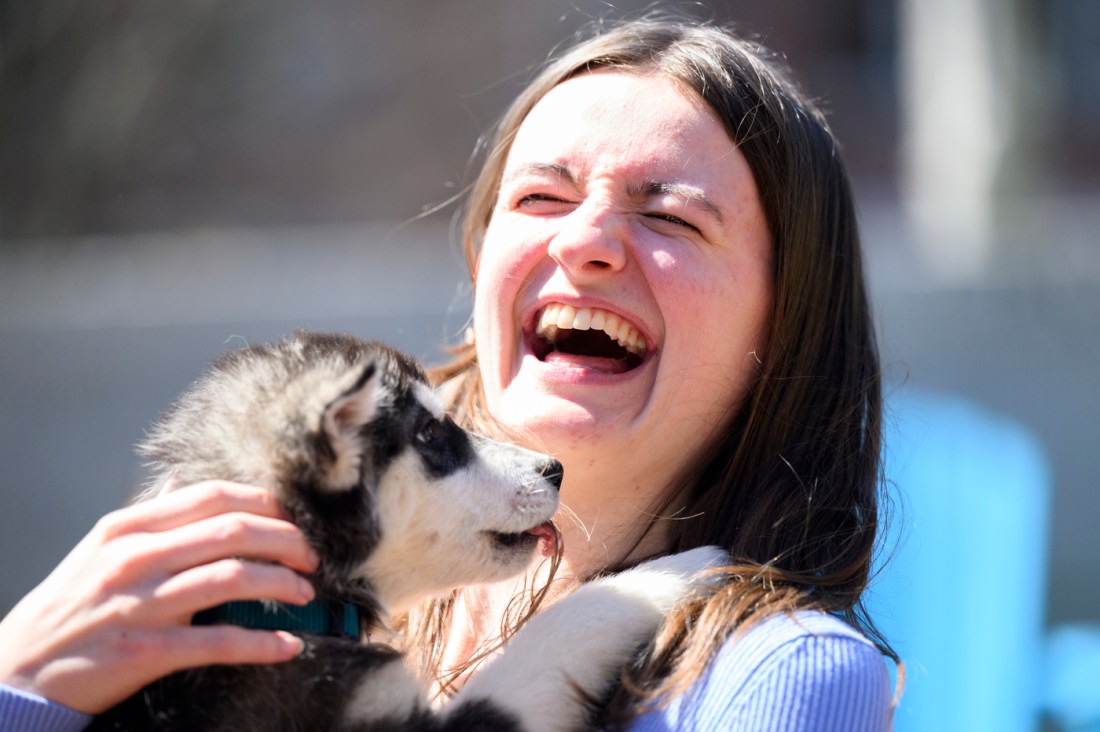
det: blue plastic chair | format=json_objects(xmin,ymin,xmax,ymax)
[{"xmin": 867, "ymin": 389, "xmax": 1100, "ymax": 731}]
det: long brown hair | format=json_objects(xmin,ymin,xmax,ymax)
[{"xmin": 427, "ymin": 13, "xmax": 897, "ymax": 720}]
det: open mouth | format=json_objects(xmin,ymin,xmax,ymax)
[
  {"xmin": 531, "ymin": 303, "xmax": 646, "ymax": 374},
  {"xmin": 490, "ymin": 520, "xmax": 560, "ymax": 557}
]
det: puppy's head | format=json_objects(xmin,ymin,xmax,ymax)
[{"xmin": 139, "ymin": 331, "xmax": 561, "ymax": 617}]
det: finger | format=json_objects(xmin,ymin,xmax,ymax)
[
  {"xmin": 70, "ymin": 625, "xmax": 305, "ymax": 711},
  {"xmin": 148, "ymin": 511, "xmax": 319, "ymax": 575},
  {"xmin": 166, "ymin": 625, "xmax": 305, "ymax": 670},
  {"xmin": 96, "ymin": 514, "xmax": 319, "ymax": 594},
  {"xmin": 152, "ymin": 559, "xmax": 315, "ymax": 619},
  {"xmin": 97, "ymin": 481, "xmax": 289, "ymax": 538}
]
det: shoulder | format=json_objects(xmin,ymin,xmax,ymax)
[
  {"xmin": 627, "ymin": 611, "xmax": 893, "ymax": 732},
  {"xmin": 0, "ymin": 684, "xmax": 90, "ymax": 732}
]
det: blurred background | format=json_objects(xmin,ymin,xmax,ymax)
[{"xmin": 1, "ymin": 1, "xmax": 1097, "ymax": 729}]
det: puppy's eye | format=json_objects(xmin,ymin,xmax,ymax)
[{"xmin": 416, "ymin": 418, "xmax": 441, "ymax": 445}]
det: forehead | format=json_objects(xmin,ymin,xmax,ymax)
[
  {"xmin": 413, "ymin": 381, "xmax": 444, "ymax": 418},
  {"xmin": 506, "ymin": 71, "xmax": 739, "ymax": 182},
  {"xmin": 376, "ymin": 352, "xmax": 441, "ymax": 416}
]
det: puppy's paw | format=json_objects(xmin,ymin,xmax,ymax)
[
  {"xmin": 594, "ymin": 545, "xmax": 730, "ymax": 614},
  {"xmin": 636, "ymin": 544, "xmax": 730, "ymax": 578},
  {"xmin": 448, "ymin": 546, "xmax": 730, "ymax": 732}
]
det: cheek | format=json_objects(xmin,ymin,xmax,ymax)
[
  {"xmin": 658, "ymin": 260, "xmax": 771, "ymax": 389},
  {"xmin": 700, "ymin": 277, "xmax": 770, "ymax": 357},
  {"xmin": 472, "ymin": 235, "xmax": 507, "ymax": 341},
  {"xmin": 647, "ymin": 246, "xmax": 678, "ymax": 274},
  {"xmin": 643, "ymin": 247, "xmax": 714, "ymax": 327},
  {"xmin": 474, "ymin": 222, "xmax": 524, "ymax": 316},
  {"xmin": 473, "ymin": 219, "xmax": 552, "ymax": 338},
  {"xmin": 472, "ymin": 224, "xmax": 522, "ymax": 394}
]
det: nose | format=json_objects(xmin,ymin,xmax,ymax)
[
  {"xmin": 547, "ymin": 200, "xmax": 628, "ymax": 277},
  {"xmin": 541, "ymin": 458, "xmax": 564, "ymax": 492}
]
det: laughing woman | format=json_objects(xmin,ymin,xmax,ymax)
[
  {"xmin": 416, "ymin": 16, "xmax": 896, "ymax": 730},
  {"xmin": 0, "ymin": 15, "xmax": 896, "ymax": 732}
]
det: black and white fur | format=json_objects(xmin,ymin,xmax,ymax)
[{"xmin": 90, "ymin": 331, "xmax": 726, "ymax": 732}]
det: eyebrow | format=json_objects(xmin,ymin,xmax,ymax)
[
  {"xmin": 628, "ymin": 180, "xmax": 725, "ymax": 225},
  {"xmin": 501, "ymin": 162, "xmax": 577, "ymax": 187}
]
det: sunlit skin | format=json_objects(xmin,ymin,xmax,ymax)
[
  {"xmin": 472, "ymin": 70, "xmax": 774, "ymax": 577},
  {"xmin": 0, "ymin": 481, "xmax": 319, "ymax": 713}
]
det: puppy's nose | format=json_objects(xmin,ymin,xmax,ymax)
[{"xmin": 542, "ymin": 458, "xmax": 564, "ymax": 492}]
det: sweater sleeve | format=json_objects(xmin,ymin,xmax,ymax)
[
  {"xmin": 626, "ymin": 612, "xmax": 893, "ymax": 732},
  {"xmin": 714, "ymin": 630, "xmax": 893, "ymax": 730},
  {"xmin": 0, "ymin": 684, "xmax": 91, "ymax": 732}
]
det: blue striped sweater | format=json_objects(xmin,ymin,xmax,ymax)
[{"xmin": 627, "ymin": 611, "xmax": 893, "ymax": 731}]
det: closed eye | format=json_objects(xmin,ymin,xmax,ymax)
[
  {"xmin": 518, "ymin": 193, "xmax": 569, "ymax": 206},
  {"xmin": 515, "ymin": 192, "xmax": 574, "ymax": 216},
  {"xmin": 644, "ymin": 212, "xmax": 701, "ymax": 235}
]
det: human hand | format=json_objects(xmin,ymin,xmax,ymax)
[{"xmin": 0, "ymin": 480, "xmax": 319, "ymax": 714}]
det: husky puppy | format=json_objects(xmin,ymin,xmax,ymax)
[{"xmin": 90, "ymin": 331, "xmax": 724, "ymax": 732}]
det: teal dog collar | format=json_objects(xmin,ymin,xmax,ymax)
[{"xmin": 194, "ymin": 599, "xmax": 361, "ymax": 639}]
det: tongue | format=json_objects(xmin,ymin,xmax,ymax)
[
  {"xmin": 542, "ymin": 329, "xmax": 637, "ymax": 374},
  {"xmin": 527, "ymin": 521, "xmax": 561, "ymax": 557},
  {"xmin": 544, "ymin": 350, "xmax": 630, "ymax": 375}
]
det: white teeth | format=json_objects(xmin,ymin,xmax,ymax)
[
  {"xmin": 534, "ymin": 303, "xmax": 646, "ymax": 356},
  {"xmin": 539, "ymin": 305, "xmax": 559, "ymax": 331},
  {"xmin": 555, "ymin": 304, "xmax": 576, "ymax": 329},
  {"xmin": 572, "ymin": 308, "xmax": 592, "ymax": 330},
  {"xmin": 615, "ymin": 319, "xmax": 632, "ymax": 343}
]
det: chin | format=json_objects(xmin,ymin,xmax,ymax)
[{"xmin": 496, "ymin": 395, "xmax": 631, "ymax": 467}]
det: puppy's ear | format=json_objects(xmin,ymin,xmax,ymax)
[{"xmin": 320, "ymin": 362, "xmax": 378, "ymax": 490}]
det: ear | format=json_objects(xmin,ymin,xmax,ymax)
[{"xmin": 320, "ymin": 362, "xmax": 378, "ymax": 490}]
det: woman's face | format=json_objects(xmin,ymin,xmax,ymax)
[{"xmin": 473, "ymin": 70, "xmax": 772, "ymax": 494}]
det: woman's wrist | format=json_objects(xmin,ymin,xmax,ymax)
[{"xmin": 0, "ymin": 683, "xmax": 91, "ymax": 732}]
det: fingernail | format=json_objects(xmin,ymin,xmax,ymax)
[
  {"xmin": 298, "ymin": 576, "xmax": 315, "ymax": 603},
  {"xmin": 276, "ymin": 631, "xmax": 305, "ymax": 658}
]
